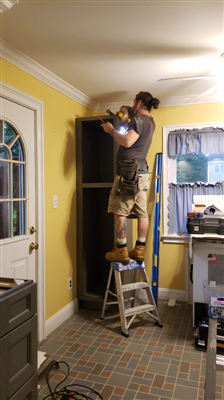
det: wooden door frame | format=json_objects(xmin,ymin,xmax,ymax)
[{"xmin": 0, "ymin": 82, "xmax": 46, "ymax": 342}]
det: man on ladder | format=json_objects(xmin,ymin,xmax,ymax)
[{"xmin": 101, "ymin": 91, "xmax": 160, "ymax": 262}]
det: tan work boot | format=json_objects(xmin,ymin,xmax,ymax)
[
  {"xmin": 106, "ymin": 245, "xmax": 130, "ymax": 264},
  {"xmin": 129, "ymin": 244, "xmax": 145, "ymax": 261}
]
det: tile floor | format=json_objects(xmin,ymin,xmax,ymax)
[{"xmin": 38, "ymin": 301, "xmax": 224, "ymax": 400}]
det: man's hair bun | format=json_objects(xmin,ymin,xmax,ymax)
[{"xmin": 151, "ymin": 97, "xmax": 160, "ymax": 109}]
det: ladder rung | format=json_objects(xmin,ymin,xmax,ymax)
[
  {"xmin": 108, "ymin": 290, "xmax": 118, "ymax": 298},
  {"xmin": 124, "ymin": 304, "xmax": 156, "ymax": 317},
  {"xmin": 121, "ymin": 282, "xmax": 149, "ymax": 292}
]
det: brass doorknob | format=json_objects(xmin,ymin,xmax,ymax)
[
  {"xmin": 29, "ymin": 226, "xmax": 36, "ymax": 234},
  {"xmin": 30, "ymin": 242, "xmax": 39, "ymax": 251}
]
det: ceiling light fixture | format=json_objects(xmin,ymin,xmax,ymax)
[{"xmin": 0, "ymin": 0, "xmax": 19, "ymax": 13}]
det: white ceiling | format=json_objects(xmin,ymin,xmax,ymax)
[{"xmin": 0, "ymin": 0, "xmax": 223, "ymax": 111}]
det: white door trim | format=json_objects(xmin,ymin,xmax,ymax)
[{"xmin": 0, "ymin": 81, "xmax": 46, "ymax": 342}]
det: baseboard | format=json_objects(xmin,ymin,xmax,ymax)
[
  {"xmin": 158, "ymin": 288, "xmax": 188, "ymax": 302},
  {"xmin": 45, "ymin": 298, "xmax": 78, "ymax": 337},
  {"xmin": 138, "ymin": 288, "xmax": 188, "ymax": 303}
]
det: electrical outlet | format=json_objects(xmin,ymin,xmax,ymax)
[
  {"xmin": 53, "ymin": 195, "xmax": 58, "ymax": 209},
  {"xmin": 68, "ymin": 277, "xmax": 73, "ymax": 290}
]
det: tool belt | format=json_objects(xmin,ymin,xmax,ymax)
[{"xmin": 117, "ymin": 159, "xmax": 139, "ymax": 196}]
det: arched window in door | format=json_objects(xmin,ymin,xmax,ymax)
[{"xmin": 0, "ymin": 120, "xmax": 26, "ymax": 239}]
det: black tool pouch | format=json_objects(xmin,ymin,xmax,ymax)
[{"xmin": 117, "ymin": 160, "xmax": 139, "ymax": 196}]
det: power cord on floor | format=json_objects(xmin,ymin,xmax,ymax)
[{"xmin": 42, "ymin": 360, "xmax": 103, "ymax": 400}]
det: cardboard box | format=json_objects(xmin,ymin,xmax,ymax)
[{"xmin": 193, "ymin": 204, "xmax": 206, "ymax": 213}]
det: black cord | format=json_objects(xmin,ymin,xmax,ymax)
[
  {"xmin": 190, "ymin": 264, "xmax": 193, "ymax": 283},
  {"xmin": 42, "ymin": 360, "xmax": 103, "ymax": 400}
]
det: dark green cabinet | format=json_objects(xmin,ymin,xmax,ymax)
[{"xmin": 76, "ymin": 115, "xmax": 118, "ymax": 309}]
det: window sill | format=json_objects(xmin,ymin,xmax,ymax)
[{"xmin": 162, "ymin": 234, "xmax": 190, "ymax": 244}]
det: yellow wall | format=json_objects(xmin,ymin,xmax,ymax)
[
  {"xmin": 2, "ymin": 58, "xmax": 223, "ymax": 319},
  {"xmin": 1, "ymin": 58, "xmax": 96, "ymax": 319}
]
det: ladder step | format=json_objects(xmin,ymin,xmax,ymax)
[
  {"xmin": 121, "ymin": 282, "xmax": 149, "ymax": 292},
  {"xmin": 124, "ymin": 304, "xmax": 156, "ymax": 317}
]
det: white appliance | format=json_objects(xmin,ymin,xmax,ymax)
[{"xmin": 193, "ymin": 240, "xmax": 224, "ymax": 326}]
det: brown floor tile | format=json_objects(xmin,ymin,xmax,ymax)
[
  {"xmin": 100, "ymin": 343, "xmax": 109, "ymax": 348},
  {"xmin": 119, "ymin": 342, "xmax": 129, "ymax": 347},
  {"xmin": 137, "ymin": 365, "xmax": 147, "ymax": 372},
  {"xmin": 132, "ymin": 353, "xmax": 142, "ymax": 359},
  {"xmin": 134, "ymin": 371, "xmax": 144, "ymax": 377},
  {"xmin": 81, "ymin": 355, "xmax": 91, "ymax": 361},
  {"xmin": 120, "ymin": 352, "xmax": 132, "ymax": 362},
  {"xmin": 77, "ymin": 372, "xmax": 88, "ymax": 380},
  {"xmin": 136, "ymin": 328, "xmax": 145, "ymax": 336},
  {"xmin": 152, "ymin": 374, "xmax": 165, "ymax": 388},
  {"xmin": 76, "ymin": 360, "xmax": 86, "ymax": 366},
  {"xmin": 139, "ymin": 385, "xmax": 150, "ymax": 393},
  {"xmin": 45, "ymin": 373, "xmax": 58, "ymax": 383},
  {"xmin": 91, "ymin": 363, "xmax": 104, "ymax": 375},
  {"xmin": 114, "ymin": 387, "xmax": 125, "ymax": 396},
  {"xmin": 174, "ymin": 350, "xmax": 182, "ymax": 355},
  {"xmin": 164, "ymin": 382, "xmax": 174, "ymax": 391},
  {"xmin": 80, "ymin": 344, "xmax": 89, "ymax": 349},
  {"xmin": 149, "ymin": 338, "xmax": 158, "ymax": 343},
  {"xmin": 164, "ymin": 344, "xmax": 174, "ymax": 354},
  {"xmin": 64, "ymin": 329, "xmax": 76, "ymax": 337},
  {"xmin": 180, "ymin": 361, "xmax": 190, "ymax": 373},
  {"xmin": 153, "ymin": 351, "xmax": 162, "ymax": 357},
  {"xmin": 68, "ymin": 343, "xmax": 80, "ymax": 352},
  {"xmin": 112, "ymin": 337, "xmax": 123, "ymax": 345},
  {"xmin": 191, "ymin": 363, "xmax": 200, "ymax": 369},
  {"xmin": 101, "ymin": 370, "xmax": 111, "ymax": 378},
  {"xmin": 171, "ymin": 360, "xmax": 180, "ymax": 366}
]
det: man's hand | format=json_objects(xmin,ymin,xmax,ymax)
[{"xmin": 101, "ymin": 122, "xmax": 114, "ymax": 134}]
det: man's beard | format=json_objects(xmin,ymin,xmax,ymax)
[{"xmin": 130, "ymin": 105, "xmax": 138, "ymax": 118}]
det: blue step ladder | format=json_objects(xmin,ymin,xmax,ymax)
[{"xmin": 152, "ymin": 153, "xmax": 163, "ymax": 306}]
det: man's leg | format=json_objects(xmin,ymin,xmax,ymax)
[
  {"xmin": 115, "ymin": 214, "xmax": 127, "ymax": 245},
  {"xmin": 129, "ymin": 216, "xmax": 149, "ymax": 261},
  {"xmin": 105, "ymin": 214, "xmax": 130, "ymax": 263},
  {"xmin": 138, "ymin": 217, "xmax": 149, "ymax": 238}
]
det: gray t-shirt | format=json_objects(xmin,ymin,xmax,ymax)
[{"xmin": 116, "ymin": 114, "xmax": 155, "ymax": 173}]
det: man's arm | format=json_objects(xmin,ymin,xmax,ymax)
[{"xmin": 101, "ymin": 122, "xmax": 139, "ymax": 148}]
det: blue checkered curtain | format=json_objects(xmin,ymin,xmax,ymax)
[
  {"xmin": 168, "ymin": 127, "xmax": 224, "ymax": 158},
  {"xmin": 168, "ymin": 182, "xmax": 224, "ymax": 234}
]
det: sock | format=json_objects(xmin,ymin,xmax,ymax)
[
  {"xmin": 136, "ymin": 237, "xmax": 146, "ymax": 246},
  {"xmin": 117, "ymin": 238, "xmax": 127, "ymax": 248}
]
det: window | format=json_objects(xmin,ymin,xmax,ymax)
[
  {"xmin": 215, "ymin": 164, "xmax": 221, "ymax": 174},
  {"xmin": 0, "ymin": 120, "xmax": 26, "ymax": 239},
  {"xmin": 163, "ymin": 122, "xmax": 224, "ymax": 243}
]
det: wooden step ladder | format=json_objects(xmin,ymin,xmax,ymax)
[{"xmin": 101, "ymin": 260, "xmax": 162, "ymax": 337}]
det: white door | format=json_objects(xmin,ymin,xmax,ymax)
[{"xmin": 0, "ymin": 97, "xmax": 37, "ymax": 281}]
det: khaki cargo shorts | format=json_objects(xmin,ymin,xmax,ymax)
[{"xmin": 108, "ymin": 174, "xmax": 150, "ymax": 218}]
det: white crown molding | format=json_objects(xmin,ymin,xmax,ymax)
[
  {"xmin": 0, "ymin": 39, "xmax": 222, "ymax": 113},
  {"xmin": 0, "ymin": 39, "xmax": 99, "ymax": 112}
]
